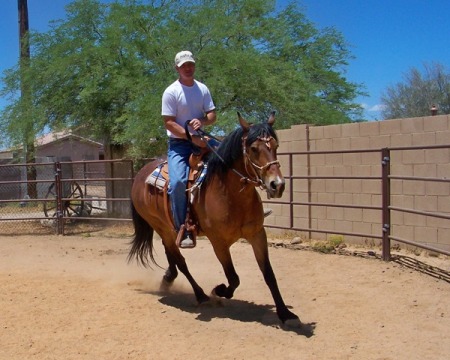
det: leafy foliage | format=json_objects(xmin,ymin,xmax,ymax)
[
  {"xmin": 1, "ymin": 0, "xmax": 364, "ymax": 158},
  {"xmin": 381, "ymin": 62, "xmax": 450, "ymax": 119}
]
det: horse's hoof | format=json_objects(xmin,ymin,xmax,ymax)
[
  {"xmin": 283, "ymin": 317, "xmax": 302, "ymax": 328},
  {"xmin": 197, "ymin": 294, "xmax": 210, "ymax": 304},
  {"xmin": 212, "ymin": 284, "xmax": 228, "ymax": 298}
]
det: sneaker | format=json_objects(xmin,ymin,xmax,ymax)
[
  {"xmin": 263, "ymin": 208, "xmax": 273, "ymax": 217},
  {"xmin": 180, "ymin": 232, "xmax": 195, "ymax": 248}
]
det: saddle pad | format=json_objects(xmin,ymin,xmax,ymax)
[
  {"xmin": 145, "ymin": 163, "xmax": 168, "ymax": 190},
  {"xmin": 145, "ymin": 162, "xmax": 208, "ymax": 191}
]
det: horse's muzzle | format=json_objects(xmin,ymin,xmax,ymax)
[{"xmin": 266, "ymin": 176, "xmax": 285, "ymax": 198}]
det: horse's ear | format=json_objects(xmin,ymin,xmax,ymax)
[
  {"xmin": 237, "ymin": 112, "xmax": 251, "ymax": 132},
  {"xmin": 268, "ymin": 111, "xmax": 276, "ymax": 126}
]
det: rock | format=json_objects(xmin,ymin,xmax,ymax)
[{"xmin": 291, "ymin": 237, "xmax": 302, "ymax": 245}]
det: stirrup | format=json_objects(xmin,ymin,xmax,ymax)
[
  {"xmin": 264, "ymin": 208, "xmax": 273, "ymax": 217},
  {"xmin": 175, "ymin": 224, "xmax": 196, "ymax": 249}
]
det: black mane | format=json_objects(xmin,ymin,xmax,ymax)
[{"xmin": 205, "ymin": 122, "xmax": 278, "ymax": 184}]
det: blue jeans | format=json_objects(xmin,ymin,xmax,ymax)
[
  {"xmin": 167, "ymin": 138, "xmax": 195, "ymax": 231},
  {"xmin": 167, "ymin": 137, "xmax": 220, "ymax": 231}
]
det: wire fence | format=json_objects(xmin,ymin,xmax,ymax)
[{"xmin": 0, "ymin": 159, "xmax": 134, "ymax": 235}]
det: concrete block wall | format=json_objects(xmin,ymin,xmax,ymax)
[{"xmin": 265, "ymin": 115, "xmax": 450, "ymax": 252}]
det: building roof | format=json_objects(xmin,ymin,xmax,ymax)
[{"xmin": 35, "ymin": 130, "xmax": 103, "ymax": 148}]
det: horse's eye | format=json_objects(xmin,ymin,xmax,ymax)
[{"xmin": 250, "ymin": 145, "xmax": 259, "ymax": 154}]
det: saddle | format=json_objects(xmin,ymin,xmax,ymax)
[{"xmin": 145, "ymin": 148, "xmax": 210, "ymax": 248}]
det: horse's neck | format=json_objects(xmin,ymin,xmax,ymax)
[{"xmin": 209, "ymin": 165, "xmax": 258, "ymax": 203}]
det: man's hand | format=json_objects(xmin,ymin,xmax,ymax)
[{"xmin": 189, "ymin": 118, "xmax": 203, "ymax": 131}]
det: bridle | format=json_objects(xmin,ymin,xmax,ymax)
[
  {"xmin": 242, "ymin": 134, "xmax": 281, "ymax": 192},
  {"xmin": 195, "ymin": 126, "xmax": 281, "ymax": 194}
]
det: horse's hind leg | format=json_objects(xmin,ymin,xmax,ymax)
[
  {"xmin": 162, "ymin": 245, "xmax": 178, "ymax": 284},
  {"xmin": 211, "ymin": 245, "xmax": 240, "ymax": 299},
  {"xmin": 165, "ymin": 243, "xmax": 210, "ymax": 304}
]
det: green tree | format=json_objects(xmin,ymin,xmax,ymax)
[
  {"xmin": 381, "ymin": 62, "xmax": 450, "ymax": 119},
  {"xmin": 1, "ymin": 0, "xmax": 364, "ymax": 159}
]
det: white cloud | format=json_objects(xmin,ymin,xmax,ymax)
[{"xmin": 368, "ymin": 104, "xmax": 386, "ymax": 112}]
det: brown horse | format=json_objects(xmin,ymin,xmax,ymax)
[{"xmin": 128, "ymin": 112, "xmax": 300, "ymax": 326}]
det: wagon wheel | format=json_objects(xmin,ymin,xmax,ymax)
[{"xmin": 43, "ymin": 182, "xmax": 85, "ymax": 218}]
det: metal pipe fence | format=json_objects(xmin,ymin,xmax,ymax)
[
  {"xmin": 1, "ymin": 147, "xmax": 450, "ymax": 262},
  {"xmin": 263, "ymin": 144, "xmax": 450, "ymax": 261}
]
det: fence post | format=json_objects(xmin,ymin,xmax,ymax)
[
  {"xmin": 381, "ymin": 148, "xmax": 391, "ymax": 261},
  {"xmin": 55, "ymin": 162, "xmax": 64, "ymax": 235}
]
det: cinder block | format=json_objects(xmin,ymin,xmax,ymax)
[
  {"xmin": 437, "ymin": 163, "xmax": 450, "ymax": 178},
  {"xmin": 402, "ymin": 150, "xmax": 425, "ymax": 164},
  {"xmin": 344, "ymin": 208, "xmax": 363, "ymax": 222},
  {"xmin": 390, "ymin": 181, "xmax": 403, "ymax": 196},
  {"xmin": 333, "ymin": 165, "xmax": 352, "ymax": 177},
  {"xmin": 392, "ymin": 224, "xmax": 414, "ymax": 239},
  {"xmin": 369, "ymin": 135, "xmax": 391, "ymax": 149},
  {"xmin": 380, "ymin": 119, "xmax": 402, "ymax": 134},
  {"xmin": 343, "ymin": 179, "xmax": 362, "ymax": 193},
  {"xmin": 438, "ymin": 228, "xmax": 450, "ymax": 246},
  {"xmin": 335, "ymin": 192, "xmax": 352, "ymax": 205},
  {"xmin": 438, "ymin": 196, "xmax": 450, "ymax": 212},
  {"xmin": 414, "ymin": 226, "xmax": 437, "ymax": 244},
  {"xmin": 332, "ymin": 137, "xmax": 351, "ymax": 150},
  {"xmin": 391, "ymin": 133, "xmax": 413, "ymax": 147},
  {"xmin": 341, "ymin": 123, "xmax": 360, "ymax": 137},
  {"xmin": 309, "ymin": 126, "xmax": 324, "ymax": 140},
  {"xmin": 326, "ymin": 206, "xmax": 344, "ymax": 220},
  {"xmin": 390, "ymin": 210, "xmax": 404, "ymax": 225},
  {"xmin": 403, "ymin": 212, "xmax": 426, "ymax": 226},
  {"xmin": 436, "ymin": 131, "xmax": 450, "ymax": 144},
  {"xmin": 317, "ymin": 192, "xmax": 335, "ymax": 204},
  {"xmin": 311, "ymin": 206, "xmax": 327, "ymax": 220},
  {"xmin": 353, "ymin": 193, "xmax": 372, "ymax": 206},
  {"xmin": 325, "ymin": 179, "xmax": 343, "ymax": 193},
  {"xmin": 412, "ymin": 132, "xmax": 436, "ymax": 146},
  {"xmin": 352, "ymin": 221, "xmax": 372, "ymax": 235},
  {"xmin": 350, "ymin": 137, "xmax": 369, "ymax": 149},
  {"xmin": 413, "ymin": 163, "xmax": 437, "ymax": 177},
  {"xmin": 403, "ymin": 181, "xmax": 425, "ymax": 195},
  {"xmin": 361, "ymin": 180, "xmax": 381, "ymax": 195},
  {"xmin": 325, "ymin": 153, "xmax": 343, "ymax": 165},
  {"xmin": 360, "ymin": 121, "xmax": 380, "ymax": 137},
  {"xmin": 400, "ymin": 117, "xmax": 424, "ymax": 133},
  {"xmin": 315, "ymin": 138, "xmax": 332, "ymax": 151},
  {"xmin": 414, "ymin": 195, "xmax": 438, "ymax": 212},
  {"xmin": 323, "ymin": 124, "xmax": 342, "ymax": 138},
  {"xmin": 334, "ymin": 220, "xmax": 353, "ymax": 233},
  {"xmin": 343, "ymin": 152, "xmax": 362, "ymax": 166},
  {"xmin": 423, "ymin": 115, "xmax": 449, "ymax": 132},
  {"xmin": 425, "ymin": 148, "xmax": 450, "ymax": 164},
  {"xmin": 362, "ymin": 208, "xmax": 379, "ymax": 223}
]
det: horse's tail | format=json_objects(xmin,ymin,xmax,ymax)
[{"xmin": 127, "ymin": 201, "xmax": 158, "ymax": 268}]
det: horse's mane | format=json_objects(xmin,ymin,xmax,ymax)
[{"xmin": 204, "ymin": 122, "xmax": 278, "ymax": 185}]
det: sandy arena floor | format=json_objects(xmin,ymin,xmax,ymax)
[{"xmin": 0, "ymin": 233, "xmax": 449, "ymax": 360}]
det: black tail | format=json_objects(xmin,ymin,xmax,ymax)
[{"xmin": 127, "ymin": 202, "xmax": 157, "ymax": 267}]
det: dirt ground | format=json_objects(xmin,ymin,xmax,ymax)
[{"xmin": 0, "ymin": 230, "xmax": 449, "ymax": 360}]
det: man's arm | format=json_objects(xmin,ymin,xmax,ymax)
[{"xmin": 163, "ymin": 115, "xmax": 187, "ymax": 139}]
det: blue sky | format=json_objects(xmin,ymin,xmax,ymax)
[{"xmin": 1, "ymin": 0, "xmax": 449, "ymax": 120}]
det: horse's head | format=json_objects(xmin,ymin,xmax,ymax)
[{"xmin": 238, "ymin": 112, "xmax": 285, "ymax": 198}]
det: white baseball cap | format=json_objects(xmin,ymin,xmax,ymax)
[{"xmin": 175, "ymin": 50, "xmax": 195, "ymax": 67}]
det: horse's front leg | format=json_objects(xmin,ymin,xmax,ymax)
[
  {"xmin": 211, "ymin": 245, "xmax": 240, "ymax": 299},
  {"xmin": 250, "ymin": 229, "xmax": 300, "ymax": 326}
]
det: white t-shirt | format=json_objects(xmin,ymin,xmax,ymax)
[{"xmin": 161, "ymin": 79, "xmax": 215, "ymax": 138}]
